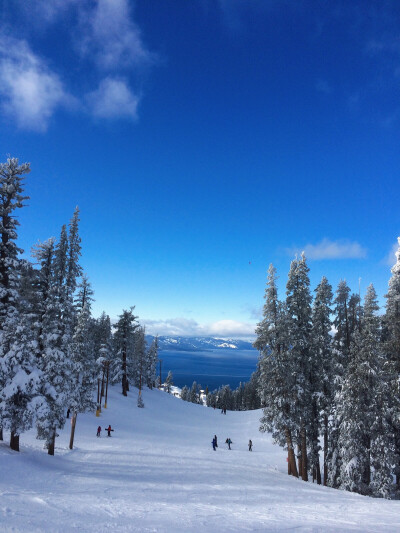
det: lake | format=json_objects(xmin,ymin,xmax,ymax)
[{"xmin": 158, "ymin": 348, "xmax": 259, "ymax": 391}]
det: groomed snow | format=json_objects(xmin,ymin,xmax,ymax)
[{"xmin": 1, "ymin": 386, "xmax": 400, "ymax": 532}]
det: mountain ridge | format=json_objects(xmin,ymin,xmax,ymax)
[{"xmin": 145, "ymin": 335, "xmax": 256, "ymax": 352}]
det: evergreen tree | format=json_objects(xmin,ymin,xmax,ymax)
[
  {"xmin": 75, "ymin": 274, "xmax": 94, "ymax": 314},
  {"xmin": 68, "ymin": 302, "xmax": 96, "ymax": 449},
  {"xmin": 0, "ymin": 158, "xmax": 32, "ymax": 451},
  {"xmin": 189, "ymin": 381, "xmax": 200, "ymax": 404},
  {"xmin": 146, "ymin": 336, "xmax": 158, "ymax": 389},
  {"xmin": 311, "ymin": 276, "xmax": 333, "ymax": 485},
  {"xmin": 35, "ymin": 226, "xmax": 74, "ymax": 455},
  {"xmin": 337, "ymin": 285, "xmax": 393, "ymax": 496},
  {"xmin": 384, "ymin": 236, "xmax": 400, "ymax": 488},
  {"xmin": 165, "ymin": 370, "xmax": 174, "ymax": 393},
  {"xmin": 113, "ymin": 308, "xmax": 138, "ymax": 396},
  {"xmin": 132, "ymin": 327, "xmax": 146, "ymax": 404},
  {"xmin": 180, "ymin": 385, "xmax": 189, "ymax": 401},
  {"xmin": 255, "ymin": 264, "xmax": 298, "ymax": 477},
  {"xmin": 285, "ymin": 253, "xmax": 312, "ymax": 481},
  {"xmin": 327, "ymin": 279, "xmax": 352, "ymax": 488}
]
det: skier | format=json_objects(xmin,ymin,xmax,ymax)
[
  {"xmin": 214, "ymin": 435, "xmax": 218, "ymax": 448},
  {"xmin": 225, "ymin": 437, "xmax": 232, "ymax": 450},
  {"xmin": 97, "ymin": 426, "xmax": 101, "ymax": 437},
  {"xmin": 66, "ymin": 408, "xmax": 70, "ymax": 418},
  {"xmin": 212, "ymin": 436, "xmax": 217, "ymax": 451},
  {"xmin": 248, "ymin": 439, "xmax": 253, "ymax": 451},
  {"xmin": 106, "ymin": 425, "xmax": 114, "ymax": 437}
]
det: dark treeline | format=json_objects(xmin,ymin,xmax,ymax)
[
  {"xmin": 0, "ymin": 158, "xmax": 158, "ymax": 455},
  {"xmin": 255, "ymin": 253, "xmax": 400, "ymax": 499},
  {"xmin": 180, "ymin": 373, "xmax": 261, "ymax": 411}
]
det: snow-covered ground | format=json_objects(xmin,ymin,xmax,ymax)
[{"xmin": 1, "ymin": 386, "xmax": 400, "ymax": 532}]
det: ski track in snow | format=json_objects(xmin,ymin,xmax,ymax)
[{"xmin": 1, "ymin": 387, "xmax": 400, "ymax": 532}]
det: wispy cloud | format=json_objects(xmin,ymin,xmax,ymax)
[
  {"xmin": 16, "ymin": 0, "xmax": 79, "ymax": 25},
  {"xmin": 142, "ymin": 317, "xmax": 255, "ymax": 338},
  {"xmin": 0, "ymin": 0, "xmax": 155, "ymax": 130},
  {"xmin": 287, "ymin": 238, "xmax": 367, "ymax": 260},
  {"xmin": 0, "ymin": 36, "xmax": 72, "ymax": 131},
  {"xmin": 87, "ymin": 78, "xmax": 139, "ymax": 120},
  {"xmin": 384, "ymin": 240, "xmax": 399, "ymax": 267},
  {"xmin": 77, "ymin": 0, "xmax": 154, "ymax": 70}
]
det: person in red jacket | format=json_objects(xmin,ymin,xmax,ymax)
[
  {"xmin": 96, "ymin": 426, "xmax": 101, "ymax": 437},
  {"xmin": 106, "ymin": 425, "xmax": 114, "ymax": 437}
]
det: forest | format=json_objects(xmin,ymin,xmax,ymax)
[{"xmin": 0, "ymin": 158, "xmax": 158, "ymax": 455}]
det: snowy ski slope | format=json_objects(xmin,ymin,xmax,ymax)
[{"xmin": 1, "ymin": 386, "xmax": 400, "ymax": 532}]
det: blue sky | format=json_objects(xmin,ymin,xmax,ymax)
[{"xmin": 0, "ymin": 0, "xmax": 399, "ymax": 337}]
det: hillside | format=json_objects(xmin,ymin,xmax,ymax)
[{"xmin": 1, "ymin": 386, "xmax": 400, "ymax": 532}]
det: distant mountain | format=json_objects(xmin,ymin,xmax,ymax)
[{"xmin": 145, "ymin": 335, "xmax": 256, "ymax": 352}]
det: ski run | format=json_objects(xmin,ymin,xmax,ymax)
[{"xmin": 1, "ymin": 385, "xmax": 400, "ymax": 532}]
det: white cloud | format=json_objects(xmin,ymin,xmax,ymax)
[
  {"xmin": 86, "ymin": 78, "xmax": 139, "ymax": 119},
  {"xmin": 385, "ymin": 240, "xmax": 400, "ymax": 267},
  {"xmin": 141, "ymin": 317, "xmax": 255, "ymax": 339},
  {"xmin": 0, "ymin": 36, "xmax": 72, "ymax": 131},
  {"xmin": 16, "ymin": 0, "xmax": 79, "ymax": 25},
  {"xmin": 287, "ymin": 238, "xmax": 367, "ymax": 260},
  {"xmin": 78, "ymin": 0, "xmax": 153, "ymax": 70}
]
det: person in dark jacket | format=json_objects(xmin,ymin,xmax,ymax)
[
  {"xmin": 212, "ymin": 436, "xmax": 217, "ymax": 450},
  {"xmin": 248, "ymin": 439, "xmax": 253, "ymax": 451},
  {"xmin": 97, "ymin": 426, "xmax": 101, "ymax": 437},
  {"xmin": 225, "ymin": 437, "xmax": 232, "ymax": 450},
  {"xmin": 214, "ymin": 435, "xmax": 218, "ymax": 447}
]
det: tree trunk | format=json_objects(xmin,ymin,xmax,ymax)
[
  {"xmin": 316, "ymin": 457, "xmax": 321, "ymax": 485},
  {"xmin": 0, "ymin": 425, "xmax": 3, "ymax": 441},
  {"xmin": 297, "ymin": 444, "xmax": 302, "ymax": 479},
  {"xmin": 285, "ymin": 428, "xmax": 298, "ymax": 477},
  {"xmin": 48, "ymin": 429, "xmax": 56, "ymax": 456},
  {"xmin": 323, "ymin": 414, "xmax": 328, "ymax": 486},
  {"xmin": 122, "ymin": 345, "xmax": 127, "ymax": 396},
  {"xmin": 10, "ymin": 431, "xmax": 19, "ymax": 452},
  {"xmin": 69, "ymin": 412, "xmax": 77, "ymax": 450},
  {"xmin": 301, "ymin": 424, "xmax": 308, "ymax": 481}
]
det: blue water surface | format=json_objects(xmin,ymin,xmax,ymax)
[{"xmin": 159, "ymin": 348, "xmax": 259, "ymax": 391}]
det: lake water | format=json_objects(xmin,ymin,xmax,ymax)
[{"xmin": 159, "ymin": 349, "xmax": 259, "ymax": 391}]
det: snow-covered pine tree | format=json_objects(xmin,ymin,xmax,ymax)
[
  {"xmin": 242, "ymin": 372, "xmax": 261, "ymax": 410},
  {"xmin": 74, "ymin": 273, "xmax": 94, "ymax": 314},
  {"xmin": 132, "ymin": 327, "xmax": 147, "ymax": 405},
  {"xmin": 285, "ymin": 253, "xmax": 313, "ymax": 481},
  {"xmin": 145, "ymin": 336, "xmax": 158, "ymax": 389},
  {"xmin": 309, "ymin": 276, "xmax": 333, "ymax": 485},
  {"xmin": 92, "ymin": 312, "xmax": 113, "ymax": 407},
  {"xmin": 68, "ymin": 302, "xmax": 96, "ymax": 449},
  {"xmin": 333, "ymin": 280, "xmax": 352, "ymax": 369},
  {"xmin": 327, "ymin": 279, "xmax": 352, "ymax": 488},
  {"xmin": 35, "ymin": 223, "xmax": 76, "ymax": 455},
  {"xmin": 337, "ymin": 284, "xmax": 393, "ymax": 496},
  {"xmin": 189, "ymin": 381, "xmax": 200, "ymax": 404},
  {"xmin": 0, "ymin": 158, "xmax": 34, "ymax": 451},
  {"xmin": 66, "ymin": 207, "xmax": 82, "ymax": 302},
  {"xmin": 113, "ymin": 308, "xmax": 138, "ymax": 396},
  {"xmin": 384, "ymin": 236, "xmax": 400, "ymax": 488},
  {"xmin": 255, "ymin": 264, "xmax": 298, "ymax": 477},
  {"xmin": 180, "ymin": 385, "xmax": 189, "ymax": 401},
  {"xmin": 165, "ymin": 370, "xmax": 173, "ymax": 393}
]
